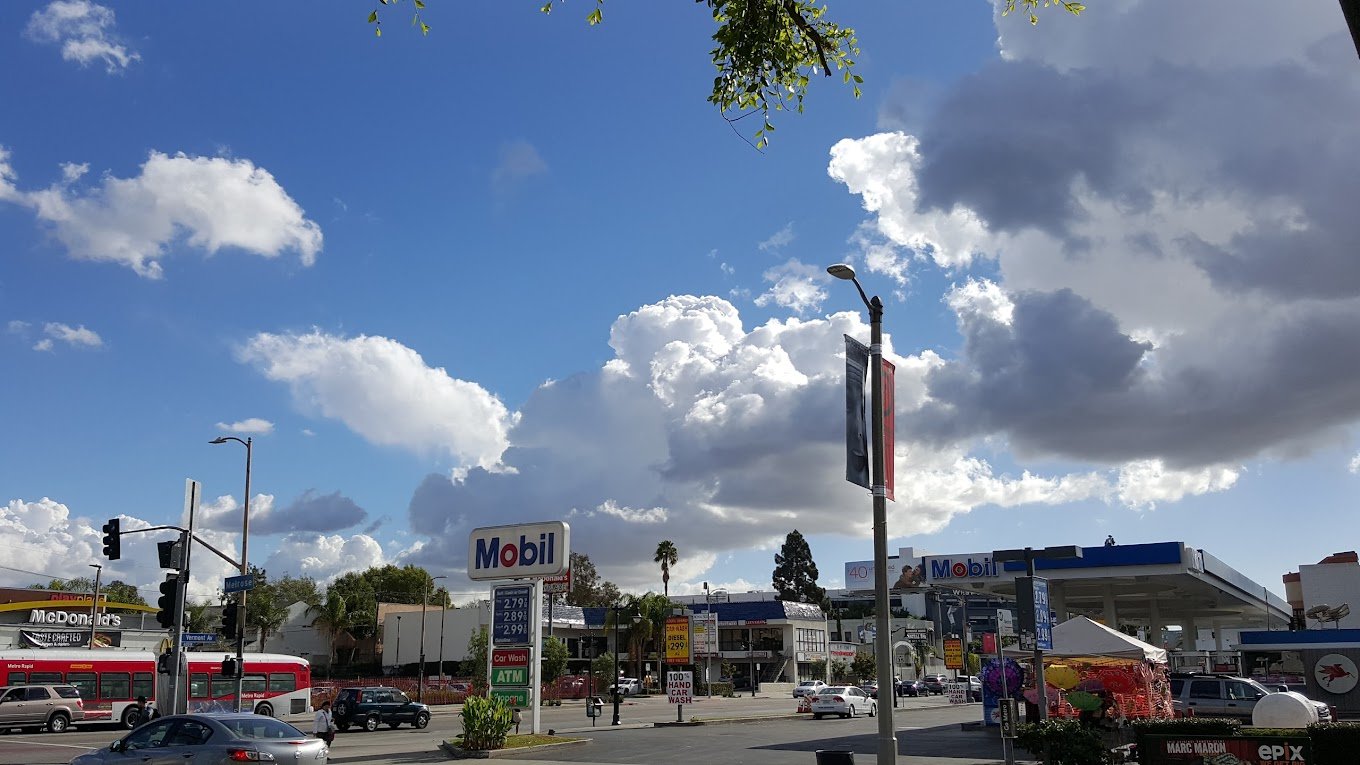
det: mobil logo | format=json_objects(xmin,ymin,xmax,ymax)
[
  {"xmin": 928, "ymin": 555, "xmax": 999, "ymax": 580},
  {"xmin": 468, "ymin": 521, "xmax": 571, "ymax": 581}
]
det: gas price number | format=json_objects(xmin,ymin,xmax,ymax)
[{"xmin": 493, "ymin": 584, "xmax": 533, "ymax": 645}]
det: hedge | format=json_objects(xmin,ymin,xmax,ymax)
[{"xmin": 1308, "ymin": 722, "xmax": 1360, "ymax": 765}]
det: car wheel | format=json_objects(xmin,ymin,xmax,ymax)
[
  {"xmin": 335, "ymin": 702, "xmax": 350, "ymax": 720},
  {"xmin": 255, "ymin": 703, "xmax": 273, "ymax": 717},
  {"xmin": 46, "ymin": 713, "xmax": 70, "ymax": 733},
  {"xmin": 120, "ymin": 707, "xmax": 141, "ymax": 729},
  {"xmin": 846, "ymin": 705, "xmax": 855, "ymax": 718},
  {"xmin": 414, "ymin": 712, "xmax": 430, "ymax": 729},
  {"xmin": 869, "ymin": 703, "xmax": 877, "ymax": 717},
  {"xmin": 364, "ymin": 715, "xmax": 380, "ymax": 732}
]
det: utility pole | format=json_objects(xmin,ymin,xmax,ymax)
[{"xmin": 87, "ymin": 564, "xmax": 103, "ymax": 649}]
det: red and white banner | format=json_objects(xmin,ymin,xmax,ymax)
[{"xmin": 882, "ymin": 358, "xmax": 895, "ymax": 502}]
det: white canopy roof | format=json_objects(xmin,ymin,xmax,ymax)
[{"xmin": 1008, "ymin": 616, "xmax": 1168, "ymax": 663}]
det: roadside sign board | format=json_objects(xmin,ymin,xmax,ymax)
[
  {"xmin": 492, "ymin": 648, "xmax": 529, "ymax": 668},
  {"xmin": 665, "ymin": 616, "xmax": 691, "ymax": 663},
  {"xmin": 180, "ymin": 632, "xmax": 218, "ymax": 645},
  {"xmin": 982, "ymin": 633, "xmax": 996, "ymax": 654},
  {"xmin": 1016, "ymin": 577, "xmax": 1053, "ymax": 651},
  {"xmin": 489, "ymin": 688, "xmax": 530, "ymax": 707},
  {"xmin": 667, "ymin": 671, "xmax": 693, "ymax": 704},
  {"xmin": 223, "ymin": 574, "xmax": 254, "ymax": 594},
  {"xmin": 903, "ymin": 628, "xmax": 929, "ymax": 642},
  {"xmin": 543, "ymin": 571, "xmax": 571, "ymax": 594},
  {"xmin": 693, "ymin": 612, "xmax": 718, "ymax": 656},
  {"xmin": 997, "ymin": 609, "xmax": 1014, "ymax": 638},
  {"xmin": 998, "ymin": 699, "xmax": 1018, "ymax": 737},
  {"xmin": 943, "ymin": 638, "xmax": 964, "ymax": 670},
  {"xmin": 491, "ymin": 667, "xmax": 528, "ymax": 686},
  {"xmin": 492, "ymin": 585, "xmax": 533, "ymax": 646}
]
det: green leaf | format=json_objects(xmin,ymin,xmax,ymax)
[
  {"xmin": 851, "ymin": 74, "xmax": 863, "ymax": 84},
  {"xmin": 367, "ymin": 10, "xmax": 377, "ymax": 23},
  {"xmin": 587, "ymin": 8, "xmax": 602, "ymax": 25},
  {"xmin": 414, "ymin": 0, "xmax": 425, "ymax": 7},
  {"xmin": 375, "ymin": 27, "xmax": 382, "ymax": 37},
  {"xmin": 540, "ymin": 1, "xmax": 552, "ymax": 14},
  {"xmin": 421, "ymin": 22, "xmax": 430, "ymax": 35}
]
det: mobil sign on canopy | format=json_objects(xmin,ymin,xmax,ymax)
[{"xmin": 469, "ymin": 521, "xmax": 571, "ymax": 581}]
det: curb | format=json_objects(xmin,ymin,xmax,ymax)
[{"xmin": 438, "ymin": 737, "xmax": 590, "ymax": 759}]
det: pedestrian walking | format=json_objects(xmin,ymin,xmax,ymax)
[{"xmin": 313, "ymin": 700, "xmax": 336, "ymax": 753}]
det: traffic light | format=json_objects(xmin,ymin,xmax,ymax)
[
  {"xmin": 156, "ymin": 574, "xmax": 180, "ymax": 629},
  {"xmin": 221, "ymin": 601, "xmax": 239, "ymax": 641},
  {"xmin": 101, "ymin": 518, "xmax": 121, "ymax": 560}
]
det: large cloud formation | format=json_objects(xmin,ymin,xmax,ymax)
[{"xmin": 832, "ymin": 1, "xmax": 1360, "ymax": 469}]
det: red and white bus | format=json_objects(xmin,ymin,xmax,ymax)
[{"xmin": 0, "ymin": 650, "xmax": 311, "ymax": 728}]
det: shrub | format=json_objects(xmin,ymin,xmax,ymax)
[
  {"xmin": 1309, "ymin": 721, "xmax": 1360, "ymax": 765},
  {"xmin": 1131, "ymin": 718, "xmax": 1242, "ymax": 737},
  {"xmin": 458, "ymin": 695, "xmax": 514, "ymax": 751},
  {"xmin": 1015, "ymin": 718, "xmax": 1109, "ymax": 765}
]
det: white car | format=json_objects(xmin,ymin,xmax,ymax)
[
  {"xmin": 810, "ymin": 686, "xmax": 877, "ymax": 719},
  {"xmin": 793, "ymin": 680, "xmax": 828, "ymax": 698},
  {"xmin": 609, "ymin": 678, "xmax": 642, "ymax": 696}
]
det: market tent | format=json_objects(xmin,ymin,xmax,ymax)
[{"xmin": 1006, "ymin": 616, "xmax": 1168, "ymax": 663}]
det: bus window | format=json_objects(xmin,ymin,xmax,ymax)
[
  {"xmin": 242, "ymin": 675, "xmax": 266, "ymax": 694},
  {"xmin": 133, "ymin": 672, "xmax": 153, "ymax": 700},
  {"xmin": 190, "ymin": 673, "xmax": 210, "ymax": 699},
  {"xmin": 67, "ymin": 672, "xmax": 97, "ymax": 700},
  {"xmin": 6, "ymin": 672, "xmax": 24, "ymax": 685},
  {"xmin": 100, "ymin": 672, "xmax": 131, "ymax": 700},
  {"xmin": 268, "ymin": 673, "xmax": 296, "ymax": 692},
  {"xmin": 31, "ymin": 672, "xmax": 63, "ymax": 684},
  {"xmin": 212, "ymin": 674, "xmax": 235, "ymax": 699}
]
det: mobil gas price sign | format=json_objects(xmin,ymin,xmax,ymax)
[{"xmin": 469, "ymin": 521, "xmax": 570, "ymax": 581}]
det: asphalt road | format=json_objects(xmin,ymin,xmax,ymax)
[{"xmin": 0, "ymin": 693, "xmax": 1025, "ymax": 765}]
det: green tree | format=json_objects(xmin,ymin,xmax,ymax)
[
  {"xmin": 829, "ymin": 658, "xmax": 850, "ymax": 683},
  {"xmin": 541, "ymin": 636, "xmax": 569, "ymax": 683},
  {"xmin": 369, "ymin": 1, "xmax": 1083, "ymax": 148},
  {"xmin": 851, "ymin": 649, "xmax": 875, "ymax": 683},
  {"xmin": 564, "ymin": 552, "xmax": 621, "ymax": 607},
  {"xmin": 653, "ymin": 540, "xmax": 678, "ymax": 598},
  {"xmin": 31, "ymin": 578, "xmax": 147, "ymax": 609},
  {"xmin": 772, "ymin": 529, "xmax": 825, "ymax": 606},
  {"xmin": 622, "ymin": 592, "xmax": 672, "ymax": 684},
  {"xmin": 590, "ymin": 652, "xmax": 619, "ymax": 695},
  {"xmin": 183, "ymin": 599, "xmax": 216, "ymax": 636},
  {"xmin": 309, "ymin": 592, "xmax": 354, "ymax": 669},
  {"xmin": 327, "ymin": 564, "xmax": 449, "ymax": 651},
  {"xmin": 463, "ymin": 626, "xmax": 489, "ymax": 694}
]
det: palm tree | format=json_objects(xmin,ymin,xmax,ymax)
[
  {"xmin": 653, "ymin": 541, "xmax": 678, "ymax": 598},
  {"xmin": 308, "ymin": 592, "xmax": 353, "ymax": 673},
  {"xmin": 627, "ymin": 592, "xmax": 673, "ymax": 687}
]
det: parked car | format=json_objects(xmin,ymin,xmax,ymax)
[
  {"xmin": 861, "ymin": 680, "xmax": 880, "ymax": 698},
  {"xmin": 1168, "ymin": 673, "xmax": 1333, "ymax": 722},
  {"xmin": 0, "ymin": 683, "xmax": 84, "ymax": 733},
  {"xmin": 70, "ymin": 713, "xmax": 327, "ymax": 765},
  {"xmin": 332, "ymin": 686, "xmax": 431, "ymax": 731},
  {"xmin": 896, "ymin": 679, "xmax": 926, "ymax": 697},
  {"xmin": 793, "ymin": 680, "xmax": 827, "ymax": 698},
  {"xmin": 921, "ymin": 674, "xmax": 949, "ymax": 695},
  {"xmin": 609, "ymin": 678, "xmax": 642, "ymax": 696},
  {"xmin": 809, "ymin": 686, "xmax": 877, "ymax": 719}
]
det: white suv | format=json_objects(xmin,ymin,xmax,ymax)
[
  {"xmin": 793, "ymin": 680, "xmax": 828, "ymax": 698},
  {"xmin": 609, "ymin": 678, "xmax": 641, "ymax": 696}
]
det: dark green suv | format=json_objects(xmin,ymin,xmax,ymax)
[{"xmin": 332, "ymin": 686, "xmax": 430, "ymax": 732}]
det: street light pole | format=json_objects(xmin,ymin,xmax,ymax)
[
  {"xmin": 419, "ymin": 575, "xmax": 446, "ymax": 703},
  {"xmin": 828, "ymin": 263, "xmax": 897, "ymax": 765},
  {"xmin": 436, "ymin": 579, "xmax": 448, "ymax": 689},
  {"xmin": 704, "ymin": 582, "xmax": 712, "ymax": 700},
  {"xmin": 611, "ymin": 605, "xmax": 622, "ymax": 726},
  {"xmin": 87, "ymin": 564, "xmax": 103, "ymax": 649},
  {"xmin": 209, "ymin": 435, "xmax": 252, "ymax": 713}
]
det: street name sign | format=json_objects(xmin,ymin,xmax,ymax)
[
  {"xmin": 223, "ymin": 574, "xmax": 255, "ymax": 594},
  {"xmin": 180, "ymin": 632, "xmax": 218, "ymax": 644}
]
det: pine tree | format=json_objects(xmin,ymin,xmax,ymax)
[{"xmin": 772, "ymin": 529, "xmax": 826, "ymax": 606}]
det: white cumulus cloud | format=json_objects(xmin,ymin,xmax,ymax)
[
  {"xmin": 2, "ymin": 148, "xmax": 321, "ymax": 279},
  {"xmin": 215, "ymin": 418, "xmax": 274, "ymax": 435}
]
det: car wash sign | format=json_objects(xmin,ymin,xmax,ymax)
[{"xmin": 469, "ymin": 522, "xmax": 570, "ymax": 581}]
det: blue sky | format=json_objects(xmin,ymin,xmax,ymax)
[{"xmin": 3, "ymin": 1, "xmax": 1359, "ymax": 607}]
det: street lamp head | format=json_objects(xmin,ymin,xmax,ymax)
[
  {"xmin": 826, "ymin": 263, "xmax": 857, "ymax": 280},
  {"xmin": 209, "ymin": 437, "xmax": 230, "ymax": 444}
]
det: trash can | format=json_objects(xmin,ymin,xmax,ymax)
[{"xmin": 815, "ymin": 750, "xmax": 855, "ymax": 765}]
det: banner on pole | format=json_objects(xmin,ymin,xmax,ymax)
[
  {"xmin": 881, "ymin": 358, "xmax": 895, "ymax": 501},
  {"xmin": 843, "ymin": 335, "xmax": 870, "ymax": 489}
]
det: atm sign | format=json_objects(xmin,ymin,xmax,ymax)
[{"xmin": 492, "ymin": 648, "xmax": 529, "ymax": 668}]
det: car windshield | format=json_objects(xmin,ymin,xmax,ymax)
[{"xmin": 221, "ymin": 718, "xmax": 308, "ymax": 740}]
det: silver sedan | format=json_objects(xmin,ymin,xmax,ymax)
[
  {"xmin": 810, "ymin": 685, "xmax": 878, "ymax": 719},
  {"xmin": 70, "ymin": 713, "xmax": 327, "ymax": 764}
]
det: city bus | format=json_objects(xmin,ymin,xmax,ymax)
[{"xmin": 0, "ymin": 650, "xmax": 311, "ymax": 728}]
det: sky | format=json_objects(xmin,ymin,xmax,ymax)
[{"xmin": 3, "ymin": 1, "xmax": 1360, "ymax": 609}]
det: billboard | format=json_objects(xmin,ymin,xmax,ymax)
[
  {"xmin": 844, "ymin": 547, "xmax": 925, "ymax": 591},
  {"xmin": 665, "ymin": 616, "xmax": 692, "ymax": 663},
  {"xmin": 468, "ymin": 522, "xmax": 570, "ymax": 580}
]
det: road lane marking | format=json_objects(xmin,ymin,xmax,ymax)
[{"xmin": 0, "ymin": 739, "xmax": 97, "ymax": 750}]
